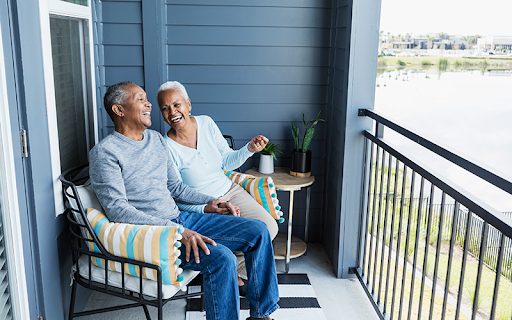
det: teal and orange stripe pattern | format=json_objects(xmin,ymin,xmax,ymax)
[
  {"xmin": 224, "ymin": 171, "xmax": 284, "ymax": 223},
  {"xmin": 86, "ymin": 208, "xmax": 184, "ymax": 286}
]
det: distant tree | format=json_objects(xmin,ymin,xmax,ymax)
[{"xmin": 438, "ymin": 32, "xmax": 450, "ymax": 40}]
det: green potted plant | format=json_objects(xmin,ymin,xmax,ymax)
[
  {"xmin": 258, "ymin": 142, "xmax": 281, "ymax": 174},
  {"xmin": 290, "ymin": 111, "xmax": 324, "ymax": 177}
]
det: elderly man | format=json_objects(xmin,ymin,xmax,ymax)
[{"xmin": 89, "ymin": 81, "xmax": 279, "ymax": 320}]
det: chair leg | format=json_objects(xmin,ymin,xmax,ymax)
[
  {"xmin": 68, "ymin": 278, "xmax": 77, "ymax": 320},
  {"xmin": 201, "ymin": 281, "xmax": 205, "ymax": 312},
  {"xmin": 142, "ymin": 304, "xmax": 151, "ymax": 320},
  {"xmin": 158, "ymin": 303, "xmax": 163, "ymax": 320}
]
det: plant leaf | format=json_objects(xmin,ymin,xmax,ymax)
[
  {"xmin": 291, "ymin": 123, "xmax": 300, "ymax": 150},
  {"xmin": 302, "ymin": 127, "xmax": 315, "ymax": 152}
]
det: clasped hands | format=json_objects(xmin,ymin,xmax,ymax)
[
  {"xmin": 182, "ymin": 199, "xmax": 239, "ymax": 263},
  {"xmin": 205, "ymin": 199, "xmax": 240, "ymax": 216}
]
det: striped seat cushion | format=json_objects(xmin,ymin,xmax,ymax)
[
  {"xmin": 86, "ymin": 208, "xmax": 185, "ymax": 286},
  {"xmin": 225, "ymin": 171, "xmax": 284, "ymax": 223}
]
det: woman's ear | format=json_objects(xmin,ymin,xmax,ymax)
[
  {"xmin": 187, "ymin": 99, "xmax": 192, "ymax": 115},
  {"xmin": 112, "ymin": 104, "xmax": 124, "ymax": 117}
]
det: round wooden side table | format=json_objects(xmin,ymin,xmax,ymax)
[{"xmin": 245, "ymin": 167, "xmax": 315, "ymax": 273}]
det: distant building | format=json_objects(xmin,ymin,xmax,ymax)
[
  {"xmin": 412, "ymin": 38, "xmax": 428, "ymax": 49},
  {"xmin": 477, "ymin": 36, "xmax": 512, "ymax": 53},
  {"xmin": 391, "ymin": 41, "xmax": 415, "ymax": 49}
]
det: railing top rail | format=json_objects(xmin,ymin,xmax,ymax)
[
  {"xmin": 363, "ymin": 131, "xmax": 512, "ymax": 239},
  {"xmin": 358, "ymin": 108, "xmax": 512, "ymax": 195}
]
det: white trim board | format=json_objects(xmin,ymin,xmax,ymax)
[
  {"xmin": 0, "ymin": 18, "xmax": 31, "ymax": 320},
  {"xmin": 39, "ymin": 0, "xmax": 98, "ymax": 216}
]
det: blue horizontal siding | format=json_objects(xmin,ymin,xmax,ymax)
[
  {"xmin": 215, "ymin": 121, "xmax": 326, "ymax": 141},
  {"xmin": 192, "ymin": 104, "xmax": 325, "ymax": 121},
  {"xmin": 103, "ymin": 45, "xmax": 143, "ymax": 66},
  {"xmin": 97, "ymin": 0, "xmax": 145, "ymax": 139},
  {"xmin": 166, "ymin": 0, "xmax": 331, "ymax": 8},
  {"xmin": 168, "ymin": 46, "xmax": 329, "ymax": 66},
  {"xmin": 96, "ymin": 0, "xmax": 334, "ymax": 243},
  {"xmin": 167, "ymin": 6, "xmax": 330, "ymax": 28},
  {"xmin": 167, "ymin": 66, "xmax": 329, "ymax": 85},
  {"xmin": 167, "ymin": 26, "xmax": 330, "ymax": 47},
  {"xmin": 164, "ymin": 1, "xmax": 331, "ymax": 243},
  {"xmin": 181, "ymin": 84, "xmax": 328, "ymax": 104},
  {"xmin": 102, "ymin": 2, "xmax": 141, "ymax": 23},
  {"xmin": 104, "ymin": 66, "xmax": 144, "ymax": 85},
  {"xmin": 103, "ymin": 24, "xmax": 143, "ymax": 45}
]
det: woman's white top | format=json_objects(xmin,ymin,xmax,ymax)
[{"xmin": 165, "ymin": 115, "xmax": 254, "ymax": 213}]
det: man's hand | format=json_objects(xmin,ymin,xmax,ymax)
[
  {"xmin": 205, "ymin": 199, "xmax": 241, "ymax": 216},
  {"xmin": 205, "ymin": 199, "xmax": 230, "ymax": 214},
  {"xmin": 248, "ymin": 135, "xmax": 269, "ymax": 153},
  {"xmin": 218, "ymin": 201, "xmax": 241, "ymax": 217},
  {"xmin": 181, "ymin": 228, "xmax": 216, "ymax": 263}
]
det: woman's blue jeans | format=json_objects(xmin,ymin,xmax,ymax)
[{"xmin": 177, "ymin": 211, "xmax": 279, "ymax": 320}]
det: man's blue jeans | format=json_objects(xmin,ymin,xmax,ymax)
[{"xmin": 177, "ymin": 211, "xmax": 279, "ymax": 320}]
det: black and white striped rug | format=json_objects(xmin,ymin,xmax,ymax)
[{"xmin": 185, "ymin": 273, "xmax": 326, "ymax": 320}]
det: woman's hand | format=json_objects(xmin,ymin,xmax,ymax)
[
  {"xmin": 181, "ymin": 228, "xmax": 216, "ymax": 263},
  {"xmin": 218, "ymin": 201, "xmax": 241, "ymax": 216},
  {"xmin": 205, "ymin": 199, "xmax": 229, "ymax": 214},
  {"xmin": 205, "ymin": 199, "xmax": 240, "ymax": 216},
  {"xmin": 248, "ymin": 135, "xmax": 269, "ymax": 153}
]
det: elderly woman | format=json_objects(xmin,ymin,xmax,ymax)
[{"xmin": 157, "ymin": 81, "xmax": 279, "ymax": 282}]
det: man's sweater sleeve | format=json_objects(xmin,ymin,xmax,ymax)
[
  {"xmin": 167, "ymin": 158, "xmax": 215, "ymax": 205},
  {"xmin": 90, "ymin": 147, "xmax": 176, "ymax": 226}
]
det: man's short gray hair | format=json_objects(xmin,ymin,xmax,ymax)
[
  {"xmin": 103, "ymin": 81, "xmax": 135, "ymax": 121},
  {"xmin": 157, "ymin": 81, "xmax": 190, "ymax": 102}
]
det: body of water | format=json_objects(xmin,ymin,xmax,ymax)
[{"xmin": 375, "ymin": 69, "xmax": 512, "ymax": 211}]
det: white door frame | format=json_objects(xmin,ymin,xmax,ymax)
[
  {"xmin": 0, "ymin": 17, "xmax": 31, "ymax": 320},
  {"xmin": 39, "ymin": 0, "xmax": 98, "ymax": 216}
]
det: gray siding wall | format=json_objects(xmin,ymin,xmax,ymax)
[
  {"xmin": 322, "ymin": 0, "xmax": 379, "ymax": 277},
  {"xmin": 322, "ymin": 0, "xmax": 353, "ymax": 275},
  {"xmin": 95, "ymin": 0, "xmax": 333, "ymax": 241},
  {"xmin": 96, "ymin": 0, "xmax": 145, "ymax": 137},
  {"xmin": 165, "ymin": 0, "xmax": 331, "ymax": 239}
]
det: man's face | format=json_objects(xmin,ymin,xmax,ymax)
[{"xmin": 120, "ymin": 84, "xmax": 152, "ymax": 129}]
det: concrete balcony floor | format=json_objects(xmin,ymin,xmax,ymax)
[{"xmin": 80, "ymin": 244, "xmax": 378, "ymax": 320}]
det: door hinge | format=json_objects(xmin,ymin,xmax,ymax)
[{"xmin": 20, "ymin": 129, "xmax": 29, "ymax": 158}]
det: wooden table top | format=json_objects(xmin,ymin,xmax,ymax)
[{"xmin": 245, "ymin": 167, "xmax": 315, "ymax": 191}]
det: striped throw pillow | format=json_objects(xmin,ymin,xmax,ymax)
[
  {"xmin": 86, "ymin": 208, "xmax": 185, "ymax": 286},
  {"xmin": 224, "ymin": 171, "xmax": 284, "ymax": 223}
]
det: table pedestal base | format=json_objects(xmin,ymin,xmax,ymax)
[{"xmin": 273, "ymin": 234, "xmax": 307, "ymax": 272}]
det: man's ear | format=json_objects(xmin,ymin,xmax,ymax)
[{"xmin": 112, "ymin": 104, "xmax": 124, "ymax": 117}]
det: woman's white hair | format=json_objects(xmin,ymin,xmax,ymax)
[{"xmin": 157, "ymin": 81, "xmax": 190, "ymax": 100}]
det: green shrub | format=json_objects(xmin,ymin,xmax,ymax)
[{"xmin": 438, "ymin": 58, "xmax": 449, "ymax": 71}]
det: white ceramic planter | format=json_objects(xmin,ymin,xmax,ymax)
[{"xmin": 258, "ymin": 154, "xmax": 274, "ymax": 174}]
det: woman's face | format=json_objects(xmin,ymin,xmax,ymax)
[{"xmin": 158, "ymin": 89, "xmax": 192, "ymax": 130}]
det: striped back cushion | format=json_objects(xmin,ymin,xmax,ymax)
[
  {"xmin": 225, "ymin": 171, "xmax": 284, "ymax": 223},
  {"xmin": 86, "ymin": 208, "xmax": 185, "ymax": 286}
]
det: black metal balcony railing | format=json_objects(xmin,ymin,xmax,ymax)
[{"xmin": 354, "ymin": 109, "xmax": 512, "ymax": 320}]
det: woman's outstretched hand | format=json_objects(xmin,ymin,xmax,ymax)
[{"xmin": 248, "ymin": 135, "xmax": 269, "ymax": 153}]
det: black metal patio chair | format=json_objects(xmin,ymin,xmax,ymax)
[{"xmin": 61, "ymin": 164, "xmax": 202, "ymax": 320}]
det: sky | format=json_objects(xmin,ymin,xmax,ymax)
[{"xmin": 380, "ymin": 0, "xmax": 512, "ymax": 36}]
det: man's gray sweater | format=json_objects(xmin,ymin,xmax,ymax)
[{"xmin": 89, "ymin": 130, "xmax": 215, "ymax": 225}]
